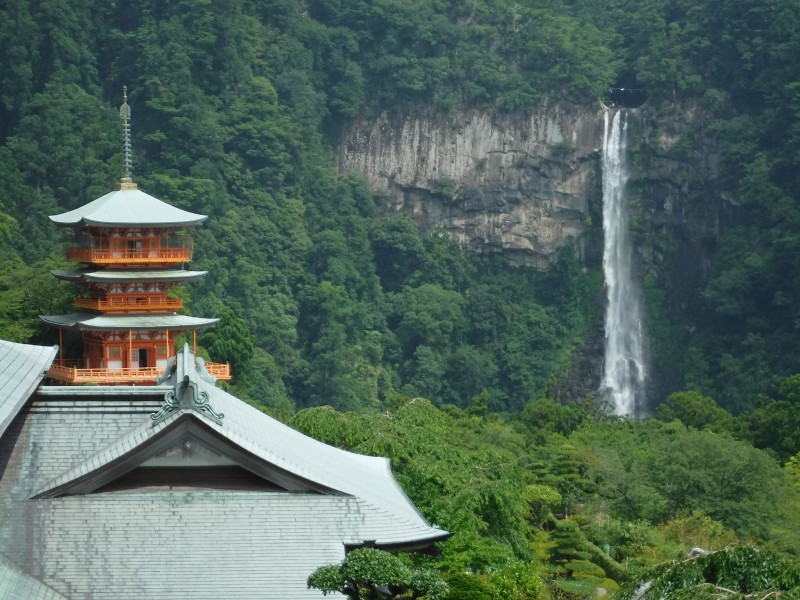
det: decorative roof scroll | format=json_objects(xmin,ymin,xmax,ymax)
[{"xmin": 151, "ymin": 344, "xmax": 224, "ymax": 426}]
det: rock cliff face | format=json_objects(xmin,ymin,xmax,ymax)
[
  {"xmin": 338, "ymin": 104, "xmax": 605, "ymax": 268},
  {"xmin": 627, "ymin": 105, "xmax": 731, "ymax": 297},
  {"xmin": 338, "ymin": 103, "xmax": 727, "ymax": 275}
]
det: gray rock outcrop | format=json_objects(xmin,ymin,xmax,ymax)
[{"xmin": 339, "ymin": 104, "xmax": 604, "ymax": 268}]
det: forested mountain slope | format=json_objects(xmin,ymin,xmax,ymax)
[{"xmin": 2, "ymin": 0, "xmax": 799, "ymax": 417}]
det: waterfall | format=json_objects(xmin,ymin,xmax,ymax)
[{"xmin": 600, "ymin": 110, "xmax": 647, "ymax": 416}]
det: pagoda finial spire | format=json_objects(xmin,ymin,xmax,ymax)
[{"xmin": 118, "ymin": 85, "xmax": 136, "ymax": 190}]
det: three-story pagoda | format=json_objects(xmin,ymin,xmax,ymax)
[{"xmin": 41, "ymin": 88, "xmax": 230, "ymax": 385}]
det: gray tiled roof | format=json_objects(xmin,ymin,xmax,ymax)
[
  {"xmin": 0, "ymin": 343, "xmax": 448, "ymax": 599},
  {"xmin": 20, "ymin": 493, "xmax": 361, "ymax": 599},
  {"xmin": 51, "ymin": 268, "xmax": 208, "ymax": 282},
  {"xmin": 39, "ymin": 313, "xmax": 219, "ymax": 331},
  {"xmin": 49, "ymin": 187, "xmax": 206, "ymax": 228},
  {"xmin": 0, "ymin": 340, "xmax": 57, "ymax": 438},
  {"xmin": 0, "ymin": 554, "xmax": 67, "ymax": 600}
]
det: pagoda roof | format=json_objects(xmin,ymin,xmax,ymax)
[
  {"xmin": 50, "ymin": 187, "xmax": 207, "ymax": 228},
  {"xmin": 0, "ymin": 342, "xmax": 449, "ymax": 599},
  {"xmin": 51, "ymin": 268, "xmax": 208, "ymax": 283},
  {"xmin": 40, "ymin": 313, "xmax": 218, "ymax": 331}
]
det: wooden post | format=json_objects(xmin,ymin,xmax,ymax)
[
  {"xmin": 59, "ymin": 328, "xmax": 63, "ymax": 366},
  {"xmin": 129, "ymin": 329, "xmax": 133, "ymax": 369},
  {"xmin": 166, "ymin": 328, "xmax": 170, "ymax": 357}
]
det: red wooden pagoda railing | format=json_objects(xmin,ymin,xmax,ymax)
[
  {"xmin": 47, "ymin": 361, "xmax": 231, "ymax": 385},
  {"xmin": 74, "ymin": 296, "xmax": 183, "ymax": 312},
  {"xmin": 65, "ymin": 247, "xmax": 192, "ymax": 265},
  {"xmin": 203, "ymin": 362, "xmax": 231, "ymax": 380},
  {"xmin": 47, "ymin": 364, "xmax": 161, "ymax": 384}
]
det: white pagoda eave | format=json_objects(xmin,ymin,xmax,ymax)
[{"xmin": 40, "ymin": 313, "xmax": 219, "ymax": 332}]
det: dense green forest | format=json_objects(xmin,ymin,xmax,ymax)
[{"xmin": 1, "ymin": 0, "xmax": 800, "ymax": 597}]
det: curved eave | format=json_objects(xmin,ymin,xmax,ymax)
[
  {"xmin": 77, "ymin": 216, "xmax": 207, "ymax": 228},
  {"xmin": 40, "ymin": 313, "xmax": 218, "ymax": 331},
  {"xmin": 196, "ymin": 384, "xmax": 447, "ymax": 533},
  {"xmin": 351, "ymin": 531, "xmax": 452, "ymax": 553},
  {"xmin": 51, "ymin": 268, "xmax": 208, "ymax": 283},
  {"xmin": 49, "ymin": 188, "xmax": 207, "ymax": 228}
]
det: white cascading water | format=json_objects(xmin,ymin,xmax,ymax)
[{"xmin": 600, "ymin": 110, "xmax": 647, "ymax": 416}]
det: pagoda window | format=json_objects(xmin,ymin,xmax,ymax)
[
  {"xmin": 107, "ymin": 346, "xmax": 122, "ymax": 370},
  {"xmin": 131, "ymin": 348, "xmax": 149, "ymax": 369},
  {"xmin": 111, "ymin": 238, "xmax": 124, "ymax": 258}
]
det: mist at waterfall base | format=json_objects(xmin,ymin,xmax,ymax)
[{"xmin": 599, "ymin": 110, "xmax": 648, "ymax": 417}]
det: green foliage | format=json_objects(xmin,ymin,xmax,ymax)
[
  {"xmin": 443, "ymin": 573, "xmax": 492, "ymax": 600},
  {"xmin": 292, "ymin": 400, "xmax": 534, "ymax": 573},
  {"xmin": 370, "ymin": 215, "xmax": 425, "ymax": 292},
  {"xmin": 617, "ymin": 546, "xmax": 800, "ymax": 600},
  {"xmin": 0, "ymin": 258, "xmax": 74, "ymax": 343},
  {"xmin": 485, "ymin": 560, "xmax": 546, "ymax": 600},
  {"xmin": 395, "ymin": 284, "xmax": 465, "ymax": 356},
  {"xmin": 524, "ymin": 484, "xmax": 562, "ymax": 524},
  {"xmin": 292, "ymin": 400, "xmax": 800, "ymax": 597},
  {"xmin": 787, "ymin": 453, "xmax": 800, "ymax": 493},
  {"xmin": 521, "ymin": 398, "xmax": 594, "ymax": 440},
  {"xmin": 569, "ymin": 420, "xmax": 800, "ymax": 550},
  {"xmin": 549, "ymin": 520, "xmax": 593, "ymax": 567},
  {"xmin": 742, "ymin": 374, "xmax": 800, "ymax": 462},
  {"xmin": 200, "ymin": 305, "xmax": 255, "ymax": 375},
  {"xmin": 585, "ymin": 512, "xmax": 737, "ymax": 576},
  {"xmin": 303, "ymin": 0, "xmax": 620, "ymax": 113},
  {"xmin": 429, "ymin": 177, "xmax": 458, "ymax": 199},
  {"xmin": 656, "ymin": 391, "xmax": 741, "ymax": 436},
  {"xmin": 307, "ymin": 547, "xmax": 447, "ymax": 599},
  {"xmin": 0, "ymin": 0, "xmax": 798, "ymax": 421},
  {"xmin": 658, "ymin": 514, "xmax": 738, "ymax": 552},
  {"xmin": 546, "ymin": 519, "xmax": 615, "ymax": 597}
]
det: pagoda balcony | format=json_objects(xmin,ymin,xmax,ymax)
[
  {"xmin": 65, "ymin": 247, "xmax": 193, "ymax": 265},
  {"xmin": 204, "ymin": 362, "xmax": 232, "ymax": 380},
  {"xmin": 74, "ymin": 296, "xmax": 184, "ymax": 313},
  {"xmin": 47, "ymin": 360, "xmax": 231, "ymax": 385}
]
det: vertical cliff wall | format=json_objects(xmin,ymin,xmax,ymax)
[
  {"xmin": 339, "ymin": 105, "xmax": 604, "ymax": 268},
  {"xmin": 627, "ymin": 105, "xmax": 731, "ymax": 298}
]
